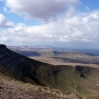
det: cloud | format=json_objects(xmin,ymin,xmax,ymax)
[
  {"xmin": 0, "ymin": 36, "xmax": 9, "ymax": 42},
  {"xmin": 5, "ymin": 0, "xmax": 80, "ymax": 20},
  {"xmin": 0, "ymin": 14, "xmax": 14, "ymax": 27},
  {"xmin": 6, "ymin": 9, "xmax": 99, "ymax": 45},
  {"xmin": 2, "ymin": 0, "xmax": 99, "ymax": 46}
]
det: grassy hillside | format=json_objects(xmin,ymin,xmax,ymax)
[
  {"xmin": 0, "ymin": 45, "xmax": 99, "ymax": 99},
  {"xmin": 26, "ymin": 64, "xmax": 99, "ymax": 99},
  {"xmin": 0, "ymin": 66, "xmax": 83, "ymax": 99}
]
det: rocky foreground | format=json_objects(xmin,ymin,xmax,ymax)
[{"xmin": 0, "ymin": 73, "xmax": 85, "ymax": 99}]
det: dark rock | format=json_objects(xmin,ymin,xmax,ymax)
[{"xmin": 0, "ymin": 44, "xmax": 6, "ymax": 48}]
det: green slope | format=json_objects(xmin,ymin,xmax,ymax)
[{"xmin": 0, "ymin": 45, "xmax": 99, "ymax": 99}]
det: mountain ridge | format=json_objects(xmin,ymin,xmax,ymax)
[{"xmin": 0, "ymin": 44, "xmax": 99, "ymax": 99}]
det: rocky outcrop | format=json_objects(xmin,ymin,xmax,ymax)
[{"xmin": 0, "ymin": 44, "xmax": 6, "ymax": 48}]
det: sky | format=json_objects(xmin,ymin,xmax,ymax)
[{"xmin": 0, "ymin": 0, "xmax": 99, "ymax": 49}]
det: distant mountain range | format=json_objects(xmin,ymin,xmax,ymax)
[
  {"xmin": 8, "ymin": 46, "xmax": 99, "ymax": 64},
  {"xmin": 8, "ymin": 45, "xmax": 99, "ymax": 56}
]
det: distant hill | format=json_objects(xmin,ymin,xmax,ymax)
[
  {"xmin": 8, "ymin": 46, "xmax": 99, "ymax": 56},
  {"xmin": 1, "ymin": 45, "xmax": 99, "ymax": 99},
  {"xmin": 9, "ymin": 47, "xmax": 99, "ymax": 64},
  {"xmin": 73, "ymin": 49, "xmax": 99, "ymax": 56}
]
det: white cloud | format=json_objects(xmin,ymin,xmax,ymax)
[
  {"xmin": 5, "ymin": 0, "xmax": 80, "ymax": 20},
  {"xmin": 0, "ymin": 36, "xmax": 9, "ymax": 42},
  {"xmin": 0, "ymin": 14, "xmax": 14, "ymax": 27},
  {"xmin": 1, "ymin": 0, "xmax": 99, "ymax": 46},
  {"xmin": 6, "ymin": 10, "xmax": 99, "ymax": 44},
  {"xmin": 0, "ymin": 14, "xmax": 6, "ymax": 26}
]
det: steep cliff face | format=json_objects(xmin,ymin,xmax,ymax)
[
  {"xmin": 0, "ymin": 45, "xmax": 58, "ymax": 85},
  {"xmin": 0, "ymin": 45, "xmax": 99, "ymax": 99}
]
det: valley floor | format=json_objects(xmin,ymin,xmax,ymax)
[{"xmin": 29, "ymin": 56, "xmax": 99, "ymax": 68}]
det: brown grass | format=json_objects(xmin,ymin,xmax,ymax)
[{"xmin": 29, "ymin": 56, "xmax": 99, "ymax": 68}]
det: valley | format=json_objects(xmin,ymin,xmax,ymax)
[{"xmin": 0, "ymin": 45, "xmax": 99, "ymax": 99}]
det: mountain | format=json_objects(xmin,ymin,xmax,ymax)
[
  {"xmin": 0, "ymin": 44, "xmax": 99, "ymax": 99},
  {"xmin": 0, "ymin": 66, "xmax": 82, "ymax": 99},
  {"xmin": 8, "ymin": 46, "xmax": 99, "ymax": 64},
  {"xmin": 8, "ymin": 45, "xmax": 99, "ymax": 56}
]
